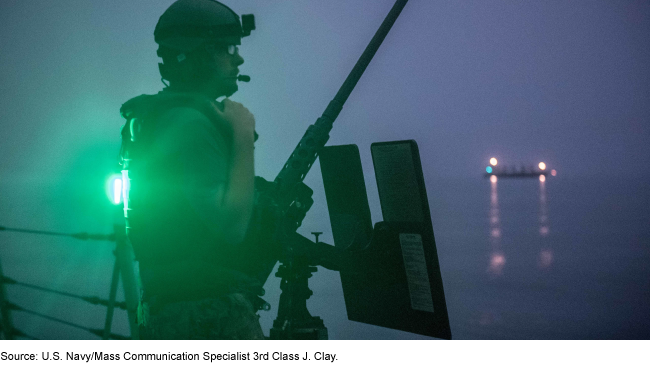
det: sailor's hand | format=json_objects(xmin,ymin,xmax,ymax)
[{"xmin": 218, "ymin": 99, "xmax": 256, "ymax": 139}]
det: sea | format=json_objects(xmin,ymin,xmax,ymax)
[{"xmin": 1, "ymin": 174, "xmax": 648, "ymax": 339}]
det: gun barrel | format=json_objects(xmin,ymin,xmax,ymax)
[
  {"xmin": 334, "ymin": 0, "xmax": 409, "ymax": 108},
  {"xmin": 274, "ymin": 0, "xmax": 409, "ymax": 196}
]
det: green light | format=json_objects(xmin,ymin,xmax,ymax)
[
  {"xmin": 106, "ymin": 174, "xmax": 122, "ymax": 205},
  {"xmin": 486, "ymin": 166, "xmax": 493, "ymax": 173},
  {"xmin": 113, "ymin": 178, "xmax": 122, "ymax": 204}
]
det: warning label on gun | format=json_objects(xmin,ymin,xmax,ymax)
[{"xmin": 399, "ymin": 233, "xmax": 434, "ymax": 313}]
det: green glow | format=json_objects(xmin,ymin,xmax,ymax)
[
  {"xmin": 113, "ymin": 178, "xmax": 122, "ymax": 204},
  {"xmin": 105, "ymin": 174, "xmax": 122, "ymax": 205}
]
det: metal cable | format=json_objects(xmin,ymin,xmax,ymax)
[
  {"xmin": 0, "ymin": 225, "xmax": 115, "ymax": 242},
  {"xmin": 1, "ymin": 276, "xmax": 127, "ymax": 310},
  {"xmin": 6, "ymin": 302, "xmax": 130, "ymax": 340}
]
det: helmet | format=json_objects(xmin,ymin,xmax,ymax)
[{"xmin": 154, "ymin": 0, "xmax": 255, "ymax": 53}]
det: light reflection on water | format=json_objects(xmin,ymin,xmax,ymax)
[
  {"xmin": 454, "ymin": 176, "xmax": 649, "ymax": 338},
  {"xmin": 487, "ymin": 177, "xmax": 553, "ymax": 274},
  {"xmin": 539, "ymin": 249, "xmax": 553, "ymax": 268},
  {"xmin": 538, "ymin": 179, "xmax": 553, "ymax": 268},
  {"xmin": 487, "ymin": 177, "xmax": 505, "ymax": 275}
]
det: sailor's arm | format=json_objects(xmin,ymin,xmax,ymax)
[
  {"xmin": 154, "ymin": 104, "xmax": 254, "ymax": 246},
  {"xmin": 214, "ymin": 99, "xmax": 256, "ymax": 245}
]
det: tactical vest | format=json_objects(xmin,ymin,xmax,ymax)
[
  {"xmin": 119, "ymin": 91, "xmax": 271, "ymax": 302},
  {"xmin": 120, "ymin": 92, "xmax": 233, "ymax": 265}
]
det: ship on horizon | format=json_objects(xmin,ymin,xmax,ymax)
[{"xmin": 484, "ymin": 157, "xmax": 556, "ymax": 181}]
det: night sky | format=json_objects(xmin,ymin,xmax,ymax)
[{"xmin": 0, "ymin": 0, "xmax": 648, "ymax": 339}]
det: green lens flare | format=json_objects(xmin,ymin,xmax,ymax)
[
  {"xmin": 113, "ymin": 178, "xmax": 122, "ymax": 204},
  {"xmin": 106, "ymin": 174, "xmax": 122, "ymax": 205}
]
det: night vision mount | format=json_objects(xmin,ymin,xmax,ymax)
[{"xmin": 241, "ymin": 14, "xmax": 255, "ymax": 37}]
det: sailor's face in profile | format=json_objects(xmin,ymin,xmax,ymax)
[{"xmin": 206, "ymin": 43, "xmax": 245, "ymax": 98}]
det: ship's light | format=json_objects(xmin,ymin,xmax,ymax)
[{"xmin": 106, "ymin": 174, "xmax": 123, "ymax": 205}]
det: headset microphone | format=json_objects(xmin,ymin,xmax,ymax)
[{"xmin": 237, "ymin": 75, "xmax": 251, "ymax": 82}]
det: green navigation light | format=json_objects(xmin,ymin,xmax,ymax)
[
  {"xmin": 113, "ymin": 178, "xmax": 122, "ymax": 204},
  {"xmin": 106, "ymin": 174, "xmax": 123, "ymax": 205},
  {"xmin": 486, "ymin": 166, "xmax": 493, "ymax": 173}
]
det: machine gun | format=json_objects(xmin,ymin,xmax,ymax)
[{"xmin": 241, "ymin": 0, "xmax": 411, "ymax": 340}]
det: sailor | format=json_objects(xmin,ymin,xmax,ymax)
[{"xmin": 119, "ymin": 0, "xmax": 270, "ymax": 339}]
